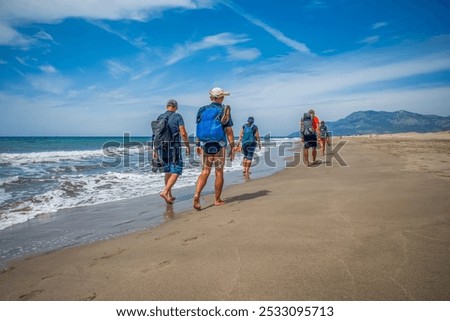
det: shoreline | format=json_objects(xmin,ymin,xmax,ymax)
[{"xmin": 0, "ymin": 132, "xmax": 449, "ymax": 300}]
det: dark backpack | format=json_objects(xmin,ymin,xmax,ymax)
[
  {"xmin": 196, "ymin": 105, "xmax": 227, "ymax": 144},
  {"xmin": 242, "ymin": 124, "xmax": 256, "ymax": 144},
  {"xmin": 320, "ymin": 125, "xmax": 328, "ymax": 138},
  {"xmin": 151, "ymin": 112, "xmax": 174, "ymax": 150},
  {"xmin": 301, "ymin": 112, "xmax": 315, "ymax": 136}
]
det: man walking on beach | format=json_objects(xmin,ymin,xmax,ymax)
[
  {"xmin": 236, "ymin": 116, "xmax": 262, "ymax": 177},
  {"xmin": 193, "ymin": 87, "xmax": 235, "ymax": 210},
  {"xmin": 152, "ymin": 99, "xmax": 190, "ymax": 204},
  {"xmin": 300, "ymin": 109, "xmax": 320, "ymax": 166}
]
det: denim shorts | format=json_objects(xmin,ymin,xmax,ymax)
[
  {"xmin": 158, "ymin": 147, "xmax": 183, "ymax": 175},
  {"xmin": 242, "ymin": 142, "xmax": 257, "ymax": 160},
  {"xmin": 163, "ymin": 159, "xmax": 183, "ymax": 175}
]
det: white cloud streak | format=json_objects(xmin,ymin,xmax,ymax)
[
  {"xmin": 166, "ymin": 32, "xmax": 251, "ymax": 65},
  {"xmin": 220, "ymin": 0, "xmax": 311, "ymax": 53},
  {"xmin": 372, "ymin": 21, "xmax": 389, "ymax": 30}
]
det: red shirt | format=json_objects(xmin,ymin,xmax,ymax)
[{"xmin": 312, "ymin": 116, "xmax": 320, "ymax": 131}]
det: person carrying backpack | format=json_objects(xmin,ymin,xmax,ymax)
[
  {"xmin": 151, "ymin": 99, "xmax": 190, "ymax": 204},
  {"xmin": 193, "ymin": 87, "xmax": 235, "ymax": 210},
  {"xmin": 236, "ymin": 116, "xmax": 261, "ymax": 177},
  {"xmin": 319, "ymin": 120, "xmax": 329, "ymax": 156},
  {"xmin": 300, "ymin": 108, "xmax": 320, "ymax": 166}
]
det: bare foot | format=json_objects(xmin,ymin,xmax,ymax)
[
  {"xmin": 193, "ymin": 195, "xmax": 201, "ymax": 211},
  {"xmin": 160, "ymin": 192, "xmax": 173, "ymax": 204},
  {"xmin": 215, "ymin": 199, "xmax": 225, "ymax": 206}
]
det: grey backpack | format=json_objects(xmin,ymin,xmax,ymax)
[{"xmin": 301, "ymin": 113, "xmax": 315, "ymax": 136}]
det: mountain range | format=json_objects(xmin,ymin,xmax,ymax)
[{"xmin": 289, "ymin": 110, "xmax": 450, "ymax": 137}]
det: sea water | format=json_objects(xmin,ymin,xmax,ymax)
[{"xmin": 0, "ymin": 135, "xmax": 296, "ymax": 266}]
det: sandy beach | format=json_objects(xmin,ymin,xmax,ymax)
[{"xmin": 0, "ymin": 132, "xmax": 449, "ymax": 301}]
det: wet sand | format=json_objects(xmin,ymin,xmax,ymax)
[{"xmin": 0, "ymin": 132, "xmax": 449, "ymax": 300}]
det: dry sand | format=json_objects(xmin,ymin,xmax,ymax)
[{"xmin": 0, "ymin": 132, "xmax": 449, "ymax": 300}]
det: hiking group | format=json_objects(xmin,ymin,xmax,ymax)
[{"xmin": 151, "ymin": 87, "xmax": 328, "ymax": 210}]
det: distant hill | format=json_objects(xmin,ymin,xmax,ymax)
[{"xmin": 289, "ymin": 110, "xmax": 450, "ymax": 137}]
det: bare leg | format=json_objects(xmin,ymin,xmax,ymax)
[
  {"xmin": 312, "ymin": 148, "xmax": 317, "ymax": 162},
  {"xmin": 214, "ymin": 167, "xmax": 225, "ymax": 206},
  {"xmin": 193, "ymin": 167, "xmax": 211, "ymax": 210},
  {"xmin": 303, "ymin": 148, "xmax": 310, "ymax": 166},
  {"xmin": 160, "ymin": 173, "xmax": 178, "ymax": 204},
  {"xmin": 193, "ymin": 152, "xmax": 214, "ymax": 210}
]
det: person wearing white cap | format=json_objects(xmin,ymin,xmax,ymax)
[{"xmin": 193, "ymin": 87, "xmax": 235, "ymax": 210}]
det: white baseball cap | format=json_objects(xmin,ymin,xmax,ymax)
[{"xmin": 209, "ymin": 87, "xmax": 230, "ymax": 98}]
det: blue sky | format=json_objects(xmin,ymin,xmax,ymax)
[{"xmin": 0, "ymin": 0, "xmax": 449, "ymax": 136}]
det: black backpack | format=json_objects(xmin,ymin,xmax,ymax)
[{"xmin": 151, "ymin": 112, "xmax": 174, "ymax": 150}]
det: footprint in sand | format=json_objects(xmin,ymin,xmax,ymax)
[
  {"xmin": 158, "ymin": 260, "xmax": 171, "ymax": 268},
  {"xmin": 182, "ymin": 233, "xmax": 208, "ymax": 245},
  {"xmin": 19, "ymin": 289, "xmax": 43, "ymax": 300},
  {"xmin": 91, "ymin": 248, "xmax": 126, "ymax": 266},
  {"xmin": 141, "ymin": 260, "xmax": 172, "ymax": 273},
  {"xmin": 184, "ymin": 236, "xmax": 198, "ymax": 242},
  {"xmin": 154, "ymin": 231, "xmax": 180, "ymax": 241},
  {"xmin": 82, "ymin": 293, "xmax": 97, "ymax": 301}
]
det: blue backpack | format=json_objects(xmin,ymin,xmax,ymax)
[
  {"xmin": 196, "ymin": 105, "xmax": 227, "ymax": 145},
  {"xmin": 242, "ymin": 124, "xmax": 256, "ymax": 144}
]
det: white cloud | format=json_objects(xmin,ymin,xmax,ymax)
[
  {"xmin": 34, "ymin": 30, "xmax": 55, "ymax": 42},
  {"xmin": 105, "ymin": 60, "xmax": 132, "ymax": 79},
  {"xmin": 0, "ymin": 0, "xmax": 212, "ymax": 46},
  {"xmin": 26, "ymin": 74, "xmax": 71, "ymax": 95},
  {"xmin": 227, "ymin": 47, "xmax": 261, "ymax": 61},
  {"xmin": 221, "ymin": 0, "xmax": 311, "ymax": 53},
  {"xmin": 0, "ymin": 0, "xmax": 202, "ymax": 22},
  {"xmin": 372, "ymin": 21, "xmax": 389, "ymax": 30},
  {"xmin": 360, "ymin": 35, "xmax": 380, "ymax": 45},
  {"xmin": 0, "ymin": 23, "xmax": 33, "ymax": 46},
  {"xmin": 166, "ymin": 32, "xmax": 250, "ymax": 65},
  {"xmin": 39, "ymin": 64, "xmax": 57, "ymax": 73}
]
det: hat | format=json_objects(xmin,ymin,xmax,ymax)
[
  {"xmin": 247, "ymin": 116, "xmax": 254, "ymax": 123},
  {"xmin": 209, "ymin": 87, "xmax": 230, "ymax": 98},
  {"xmin": 167, "ymin": 99, "xmax": 178, "ymax": 108}
]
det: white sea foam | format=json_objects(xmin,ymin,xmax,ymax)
[
  {"xmin": 0, "ymin": 176, "xmax": 20, "ymax": 186},
  {"xmin": 0, "ymin": 149, "xmax": 105, "ymax": 166}
]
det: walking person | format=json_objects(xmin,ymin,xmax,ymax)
[
  {"xmin": 319, "ymin": 120, "xmax": 328, "ymax": 156},
  {"xmin": 300, "ymin": 109, "xmax": 320, "ymax": 166},
  {"xmin": 151, "ymin": 99, "xmax": 190, "ymax": 204},
  {"xmin": 193, "ymin": 87, "xmax": 235, "ymax": 210},
  {"xmin": 236, "ymin": 116, "xmax": 261, "ymax": 177}
]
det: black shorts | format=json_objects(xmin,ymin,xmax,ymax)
[
  {"xmin": 202, "ymin": 141, "xmax": 223, "ymax": 155},
  {"xmin": 303, "ymin": 134, "xmax": 318, "ymax": 149}
]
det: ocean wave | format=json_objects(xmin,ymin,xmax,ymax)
[
  {"xmin": 0, "ymin": 176, "xmax": 20, "ymax": 186},
  {"xmin": 0, "ymin": 149, "xmax": 105, "ymax": 166}
]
